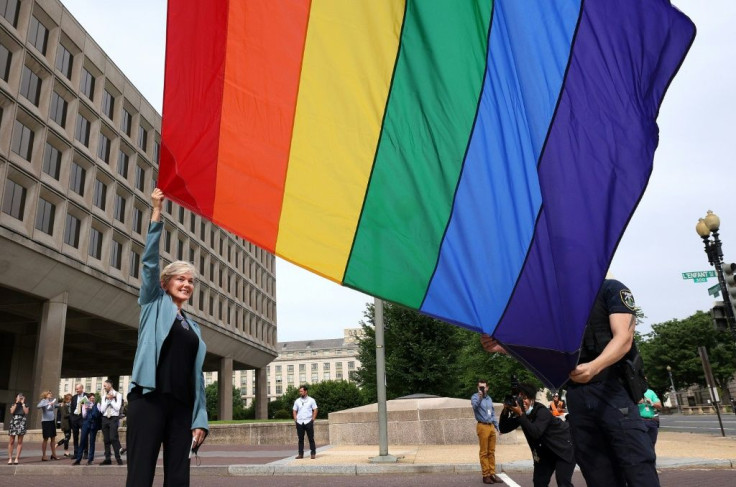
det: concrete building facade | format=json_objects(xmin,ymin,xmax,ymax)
[
  {"xmin": 60, "ymin": 328, "xmax": 364, "ymax": 408},
  {"xmin": 0, "ymin": 0, "xmax": 277, "ymax": 427}
]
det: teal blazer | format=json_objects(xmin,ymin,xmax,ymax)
[{"xmin": 129, "ymin": 221, "xmax": 208, "ymax": 432}]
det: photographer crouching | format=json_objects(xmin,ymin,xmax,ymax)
[{"xmin": 499, "ymin": 383, "xmax": 575, "ymax": 487}]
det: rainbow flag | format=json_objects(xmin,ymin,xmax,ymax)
[{"xmin": 160, "ymin": 0, "xmax": 695, "ymax": 387}]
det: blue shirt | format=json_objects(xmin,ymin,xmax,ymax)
[{"xmin": 471, "ymin": 392, "xmax": 498, "ymax": 429}]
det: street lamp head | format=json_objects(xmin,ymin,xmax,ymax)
[
  {"xmin": 696, "ymin": 218, "xmax": 711, "ymax": 238},
  {"xmin": 666, "ymin": 365, "xmax": 672, "ymax": 372},
  {"xmin": 704, "ymin": 210, "xmax": 721, "ymax": 232}
]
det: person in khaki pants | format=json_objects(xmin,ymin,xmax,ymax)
[{"xmin": 471, "ymin": 379, "xmax": 501, "ymax": 484}]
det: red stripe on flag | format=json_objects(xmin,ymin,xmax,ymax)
[{"xmin": 160, "ymin": 0, "xmax": 228, "ymax": 218}]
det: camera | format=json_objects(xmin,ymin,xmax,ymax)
[
  {"xmin": 503, "ymin": 375, "xmax": 522, "ymax": 409},
  {"xmin": 479, "ymin": 386, "xmax": 485, "ymax": 393}
]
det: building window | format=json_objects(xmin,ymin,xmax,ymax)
[
  {"xmin": 92, "ymin": 179, "xmax": 106, "ymax": 210},
  {"xmin": 35, "ymin": 198, "xmax": 55, "ymax": 235},
  {"xmin": 117, "ymin": 150, "xmax": 129, "ymax": 178},
  {"xmin": 42, "ymin": 143, "xmax": 61, "ymax": 180},
  {"xmin": 102, "ymin": 89, "xmax": 114, "ymax": 119},
  {"xmin": 113, "ymin": 194, "xmax": 126, "ymax": 223},
  {"xmin": 20, "ymin": 66, "xmax": 41, "ymax": 105},
  {"xmin": 63, "ymin": 213, "xmax": 80, "ymax": 247},
  {"xmin": 80, "ymin": 67, "xmax": 95, "ymax": 99},
  {"xmin": 2, "ymin": 179, "xmax": 26, "ymax": 220},
  {"xmin": 164, "ymin": 229, "xmax": 171, "ymax": 253},
  {"xmin": 74, "ymin": 113, "xmax": 90, "ymax": 146},
  {"xmin": 137, "ymin": 125, "xmax": 148, "ymax": 152},
  {"xmin": 28, "ymin": 16, "xmax": 48, "ymax": 54},
  {"xmin": 132, "ymin": 207, "xmax": 143, "ymax": 234},
  {"xmin": 177, "ymin": 239, "xmax": 184, "ymax": 260},
  {"xmin": 348, "ymin": 361, "xmax": 355, "ymax": 370},
  {"xmin": 135, "ymin": 164, "xmax": 145, "ymax": 191},
  {"xmin": 154, "ymin": 141, "xmax": 160, "ymax": 163},
  {"xmin": 97, "ymin": 133, "xmax": 110, "ymax": 163},
  {"xmin": 121, "ymin": 108, "xmax": 132, "ymax": 136},
  {"xmin": 1, "ymin": 0, "xmax": 19, "ymax": 27},
  {"xmin": 49, "ymin": 91, "xmax": 67, "ymax": 126},
  {"xmin": 55, "ymin": 44, "xmax": 73, "ymax": 79},
  {"xmin": 110, "ymin": 240, "xmax": 123, "ymax": 269},
  {"xmin": 130, "ymin": 250, "xmax": 140, "ymax": 278},
  {"xmin": 11, "ymin": 120, "xmax": 34, "ymax": 161},
  {"xmin": 69, "ymin": 162, "xmax": 85, "ymax": 195},
  {"xmin": 88, "ymin": 227, "xmax": 102, "ymax": 259},
  {"xmin": 0, "ymin": 43, "xmax": 11, "ymax": 81}
]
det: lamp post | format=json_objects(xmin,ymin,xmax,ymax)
[
  {"xmin": 696, "ymin": 210, "xmax": 736, "ymax": 340},
  {"xmin": 666, "ymin": 365, "xmax": 681, "ymax": 414}
]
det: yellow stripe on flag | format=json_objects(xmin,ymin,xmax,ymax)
[{"xmin": 277, "ymin": 0, "xmax": 405, "ymax": 282}]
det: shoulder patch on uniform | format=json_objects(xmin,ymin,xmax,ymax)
[{"xmin": 620, "ymin": 289, "xmax": 636, "ymax": 311}]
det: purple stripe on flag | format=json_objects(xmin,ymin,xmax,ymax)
[{"xmin": 494, "ymin": 0, "xmax": 695, "ymax": 387}]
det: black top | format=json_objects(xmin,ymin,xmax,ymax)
[
  {"xmin": 499, "ymin": 402, "xmax": 575, "ymax": 463},
  {"xmin": 156, "ymin": 313, "xmax": 199, "ymax": 405}
]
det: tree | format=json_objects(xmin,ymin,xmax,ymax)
[
  {"xmin": 353, "ymin": 302, "xmax": 541, "ymax": 402},
  {"xmin": 308, "ymin": 380, "xmax": 366, "ymax": 419},
  {"xmin": 638, "ymin": 311, "xmax": 736, "ymax": 401},
  {"xmin": 353, "ymin": 302, "xmax": 467, "ymax": 402},
  {"xmin": 268, "ymin": 385, "xmax": 299, "ymax": 419},
  {"xmin": 205, "ymin": 382, "xmax": 248, "ymax": 420}
]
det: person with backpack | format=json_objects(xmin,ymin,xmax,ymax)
[{"xmin": 500, "ymin": 383, "xmax": 575, "ymax": 487}]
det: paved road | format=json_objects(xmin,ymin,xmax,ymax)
[
  {"xmin": 660, "ymin": 412, "xmax": 736, "ymax": 436},
  {"xmin": 2, "ymin": 470, "xmax": 735, "ymax": 486}
]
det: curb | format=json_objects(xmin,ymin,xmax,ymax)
[{"xmin": 2, "ymin": 458, "xmax": 734, "ymax": 477}]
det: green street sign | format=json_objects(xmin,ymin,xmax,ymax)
[
  {"xmin": 693, "ymin": 277, "xmax": 708, "ymax": 283},
  {"xmin": 708, "ymin": 284, "xmax": 721, "ymax": 297},
  {"xmin": 682, "ymin": 271, "xmax": 716, "ymax": 280}
]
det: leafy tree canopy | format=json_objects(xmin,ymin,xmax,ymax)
[{"xmin": 638, "ymin": 310, "xmax": 736, "ymax": 400}]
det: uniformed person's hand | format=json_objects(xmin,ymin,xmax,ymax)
[{"xmin": 569, "ymin": 362, "xmax": 601, "ymax": 384}]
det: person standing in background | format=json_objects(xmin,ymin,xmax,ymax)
[
  {"xmin": 99, "ymin": 379, "xmax": 124, "ymax": 465},
  {"xmin": 7, "ymin": 393, "xmax": 28, "ymax": 464},
  {"xmin": 471, "ymin": 379, "xmax": 501, "ymax": 484},
  {"xmin": 57, "ymin": 393, "xmax": 73, "ymax": 457},
  {"xmin": 37, "ymin": 391, "xmax": 60, "ymax": 461},
  {"xmin": 292, "ymin": 385, "xmax": 318, "ymax": 459},
  {"xmin": 70, "ymin": 383, "xmax": 86, "ymax": 458},
  {"xmin": 639, "ymin": 388, "xmax": 662, "ymax": 447}
]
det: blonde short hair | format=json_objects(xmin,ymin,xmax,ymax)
[
  {"xmin": 40, "ymin": 390, "xmax": 53, "ymax": 400},
  {"xmin": 160, "ymin": 260, "xmax": 197, "ymax": 286}
]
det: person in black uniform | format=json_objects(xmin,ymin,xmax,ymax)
[
  {"xmin": 499, "ymin": 383, "xmax": 575, "ymax": 487},
  {"xmin": 566, "ymin": 279, "xmax": 658, "ymax": 486}
]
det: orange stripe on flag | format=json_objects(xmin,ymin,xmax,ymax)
[{"xmin": 213, "ymin": 0, "xmax": 311, "ymax": 251}]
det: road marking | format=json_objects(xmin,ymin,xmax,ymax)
[{"xmin": 497, "ymin": 473, "xmax": 521, "ymax": 487}]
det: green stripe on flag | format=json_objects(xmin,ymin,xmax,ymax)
[{"xmin": 344, "ymin": 0, "xmax": 492, "ymax": 306}]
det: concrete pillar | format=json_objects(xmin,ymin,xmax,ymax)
[
  {"xmin": 30, "ymin": 292, "xmax": 68, "ymax": 428},
  {"xmin": 255, "ymin": 367, "xmax": 268, "ymax": 419},
  {"xmin": 218, "ymin": 357, "xmax": 233, "ymax": 421}
]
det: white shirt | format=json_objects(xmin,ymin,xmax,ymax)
[
  {"xmin": 293, "ymin": 396, "xmax": 318, "ymax": 424},
  {"xmin": 98, "ymin": 389, "xmax": 122, "ymax": 418}
]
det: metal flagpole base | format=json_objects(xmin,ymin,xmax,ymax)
[{"xmin": 369, "ymin": 453, "xmax": 400, "ymax": 463}]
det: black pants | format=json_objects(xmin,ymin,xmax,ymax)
[
  {"xmin": 71, "ymin": 416, "xmax": 82, "ymax": 457},
  {"xmin": 296, "ymin": 420, "xmax": 316, "ymax": 455},
  {"xmin": 567, "ymin": 378, "xmax": 659, "ymax": 487},
  {"xmin": 533, "ymin": 448, "xmax": 575, "ymax": 487},
  {"xmin": 101, "ymin": 416, "xmax": 122, "ymax": 461},
  {"xmin": 126, "ymin": 390, "xmax": 192, "ymax": 487}
]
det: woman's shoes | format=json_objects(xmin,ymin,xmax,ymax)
[
  {"xmin": 13, "ymin": 460, "xmax": 18, "ymax": 465},
  {"xmin": 42, "ymin": 457, "xmax": 48, "ymax": 461},
  {"xmin": 6, "ymin": 460, "xmax": 11, "ymax": 465},
  {"xmin": 50, "ymin": 456, "xmax": 60, "ymax": 460},
  {"xmin": 63, "ymin": 453, "xmax": 70, "ymax": 458}
]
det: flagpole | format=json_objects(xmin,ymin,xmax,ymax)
[{"xmin": 370, "ymin": 297, "xmax": 397, "ymax": 463}]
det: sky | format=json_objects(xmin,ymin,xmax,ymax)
[{"xmin": 60, "ymin": 1, "xmax": 736, "ymax": 341}]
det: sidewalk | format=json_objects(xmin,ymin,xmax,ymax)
[{"xmin": 2, "ymin": 431, "xmax": 735, "ymax": 477}]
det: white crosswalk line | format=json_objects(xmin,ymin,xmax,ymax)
[{"xmin": 497, "ymin": 472, "xmax": 522, "ymax": 487}]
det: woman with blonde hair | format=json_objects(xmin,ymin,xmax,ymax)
[
  {"xmin": 37, "ymin": 390, "xmax": 60, "ymax": 461},
  {"xmin": 126, "ymin": 188, "xmax": 208, "ymax": 486}
]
